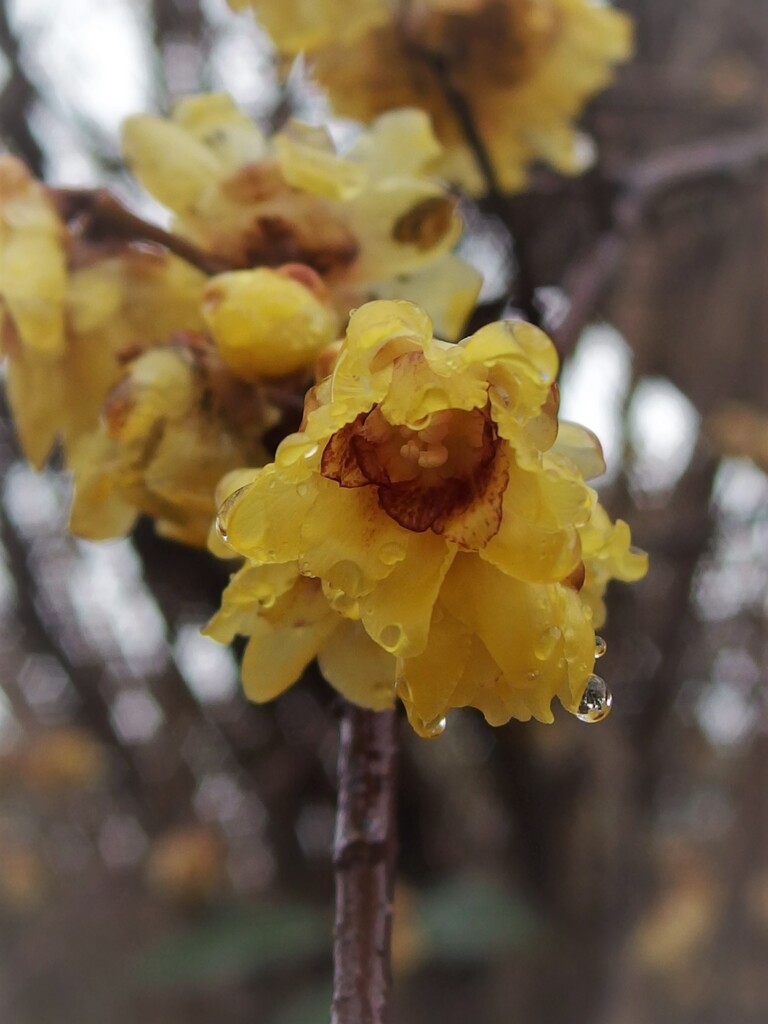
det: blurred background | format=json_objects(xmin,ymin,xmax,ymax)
[{"xmin": 1, "ymin": 1, "xmax": 767, "ymax": 1022}]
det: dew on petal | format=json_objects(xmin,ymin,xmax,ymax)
[
  {"xmin": 535, "ymin": 626, "xmax": 560, "ymax": 660},
  {"xmin": 379, "ymin": 624, "xmax": 403, "ymax": 651},
  {"xmin": 215, "ymin": 515, "xmax": 228, "ymax": 544},
  {"xmin": 594, "ymin": 635, "xmax": 607, "ymax": 658},
  {"xmin": 378, "ymin": 541, "xmax": 405, "ymax": 566}
]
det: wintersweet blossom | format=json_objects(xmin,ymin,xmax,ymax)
[
  {"xmin": 64, "ymin": 260, "xmax": 340, "ymax": 546},
  {"xmin": 67, "ymin": 333, "xmax": 277, "ymax": 547},
  {"xmin": 304, "ymin": 0, "xmax": 632, "ymax": 194},
  {"xmin": 226, "ymin": 0, "xmax": 388, "ymax": 53},
  {"xmin": 0, "ymin": 155, "xmax": 206, "ymax": 467},
  {"xmin": 209, "ymin": 300, "xmax": 647, "ymax": 734},
  {"xmin": 122, "ymin": 94, "xmax": 481, "ymax": 339}
]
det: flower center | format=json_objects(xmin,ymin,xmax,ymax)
[{"xmin": 321, "ymin": 404, "xmax": 503, "ymax": 539}]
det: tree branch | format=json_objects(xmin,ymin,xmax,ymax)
[
  {"xmin": 550, "ymin": 126, "xmax": 768, "ymax": 357},
  {"xmin": 332, "ymin": 703, "xmax": 399, "ymax": 1024},
  {"xmin": 52, "ymin": 188, "xmax": 241, "ymax": 276}
]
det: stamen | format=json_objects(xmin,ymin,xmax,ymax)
[
  {"xmin": 400, "ymin": 440, "xmax": 422, "ymax": 461},
  {"xmin": 417, "ymin": 444, "xmax": 449, "ymax": 469}
]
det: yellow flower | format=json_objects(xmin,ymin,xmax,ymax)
[
  {"xmin": 227, "ymin": 0, "xmax": 388, "ymax": 53},
  {"xmin": 68, "ymin": 333, "xmax": 276, "ymax": 547},
  {"xmin": 0, "ymin": 156, "xmax": 207, "ymax": 467},
  {"xmin": 308, "ymin": 0, "xmax": 632, "ymax": 194},
  {"xmin": 202, "ymin": 263, "xmax": 338, "ymax": 379},
  {"xmin": 210, "ymin": 300, "xmax": 647, "ymax": 733},
  {"xmin": 122, "ymin": 94, "xmax": 481, "ymax": 339}
]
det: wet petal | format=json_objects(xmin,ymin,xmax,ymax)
[
  {"xmin": 359, "ymin": 530, "xmax": 455, "ymax": 658},
  {"xmin": 318, "ymin": 619, "xmax": 396, "ymax": 710}
]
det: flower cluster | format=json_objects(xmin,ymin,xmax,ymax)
[
  {"xmin": 0, "ymin": 155, "xmax": 345, "ymax": 545},
  {"xmin": 1, "ymin": 87, "xmax": 481, "ymax": 546},
  {"xmin": 230, "ymin": 0, "xmax": 632, "ymax": 194},
  {"xmin": 207, "ymin": 300, "xmax": 646, "ymax": 733},
  {"xmin": 122, "ymin": 94, "xmax": 480, "ymax": 338}
]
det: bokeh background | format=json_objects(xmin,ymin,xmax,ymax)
[{"xmin": 1, "ymin": 1, "xmax": 768, "ymax": 1022}]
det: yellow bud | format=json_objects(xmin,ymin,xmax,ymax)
[{"xmin": 203, "ymin": 267, "xmax": 338, "ymax": 379}]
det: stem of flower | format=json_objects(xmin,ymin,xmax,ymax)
[
  {"xmin": 51, "ymin": 187, "xmax": 241, "ymax": 276},
  {"xmin": 332, "ymin": 703, "xmax": 399, "ymax": 1024},
  {"xmin": 417, "ymin": 50, "xmax": 504, "ymax": 201}
]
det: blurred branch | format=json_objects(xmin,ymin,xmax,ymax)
[
  {"xmin": 0, "ymin": 0, "xmax": 44, "ymax": 172},
  {"xmin": 332, "ymin": 704, "xmax": 398, "ymax": 1024},
  {"xmin": 551, "ymin": 127, "xmax": 768, "ymax": 356},
  {"xmin": 52, "ymin": 188, "xmax": 239, "ymax": 275}
]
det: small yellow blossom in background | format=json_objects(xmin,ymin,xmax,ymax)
[
  {"xmin": 122, "ymin": 94, "xmax": 481, "ymax": 339},
  {"xmin": 227, "ymin": 0, "xmax": 388, "ymax": 53},
  {"xmin": 0, "ymin": 155, "xmax": 206, "ymax": 467},
  {"xmin": 239, "ymin": 0, "xmax": 631, "ymax": 195},
  {"xmin": 208, "ymin": 300, "xmax": 647, "ymax": 735},
  {"xmin": 146, "ymin": 825, "xmax": 226, "ymax": 906},
  {"xmin": 66, "ymin": 262, "xmax": 337, "ymax": 547},
  {"xmin": 0, "ymin": 152, "xmax": 343, "ymax": 546},
  {"xmin": 13, "ymin": 727, "xmax": 107, "ymax": 794},
  {"xmin": 68, "ymin": 331, "xmax": 277, "ymax": 547}
]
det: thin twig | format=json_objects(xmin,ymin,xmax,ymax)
[
  {"xmin": 418, "ymin": 49, "xmax": 503, "ymax": 200},
  {"xmin": 332, "ymin": 703, "xmax": 399, "ymax": 1024},
  {"xmin": 549, "ymin": 126, "xmax": 768, "ymax": 357},
  {"xmin": 52, "ymin": 187, "xmax": 241, "ymax": 276}
]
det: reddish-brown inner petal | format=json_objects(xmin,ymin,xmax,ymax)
[{"xmin": 320, "ymin": 413, "xmax": 369, "ymax": 487}]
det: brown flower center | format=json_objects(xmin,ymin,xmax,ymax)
[{"xmin": 321, "ymin": 403, "xmax": 507, "ymax": 545}]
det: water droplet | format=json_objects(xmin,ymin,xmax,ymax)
[
  {"xmin": 379, "ymin": 624, "xmax": 403, "ymax": 651},
  {"xmin": 575, "ymin": 674, "xmax": 612, "ymax": 723},
  {"xmin": 422, "ymin": 716, "xmax": 446, "ymax": 739},
  {"xmin": 276, "ymin": 435, "xmax": 318, "ymax": 466},
  {"xmin": 215, "ymin": 515, "xmax": 228, "ymax": 544},
  {"xmin": 329, "ymin": 559, "xmax": 364, "ymax": 596},
  {"xmin": 526, "ymin": 669, "xmax": 540, "ymax": 682},
  {"xmin": 594, "ymin": 635, "xmax": 607, "ymax": 659},
  {"xmin": 378, "ymin": 542, "xmax": 405, "ymax": 566},
  {"xmin": 296, "ymin": 483, "xmax": 309, "ymax": 497},
  {"xmin": 535, "ymin": 626, "xmax": 560, "ymax": 660}
]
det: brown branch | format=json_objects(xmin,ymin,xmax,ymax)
[
  {"xmin": 550, "ymin": 126, "xmax": 768, "ymax": 358},
  {"xmin": 418, "ymin": 49, "xmax": 503, "ymax": 201},
  {"xmin": 332, "ymin": 703, "xmax": 399, "ymax": 1024},
  {"xmin": 51, "ymin": 187, "xmax": 241, "ymax": 276},
  {"xmin": 0, "ymin": 0, "xmax": 44, "ymax": 172}
]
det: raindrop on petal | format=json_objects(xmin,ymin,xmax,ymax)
[
  {"xmin": 215, "ymin": 515, "xmax": 228, "ymax": 544},
  {"xmin": 535, "ymin": 626, "xmax": 560, "ymax": 660},
  {"xmin": 594, "ymin": 635, "xmax": 607, "ymax": 659},
  {"xmin": 575, "ymin": 674, "xmax": 612, "ymax": 723}
]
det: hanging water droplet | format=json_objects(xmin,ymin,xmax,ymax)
[
  {"xmin": 594, "ymin": 635, "xmax": 607, "ymax": 659},
  {"xmin": 575, "ymin": 674, "xmax": 612, "ymax": 723},
  {"xmin": 417, "ymin": 715, "xmax": 446, "ymax": 739}
]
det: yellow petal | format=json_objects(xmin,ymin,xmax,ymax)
[
  {"xmin": 220, "ymin": 463, "xmax": 316, "ymax": 563},
  {"xmin": 173, "ymin": 93, "xmax": 268, "ymax": 170},
  {"xmin": 358, "ymin": 530, "xmax": 455, "ymax": 658},
  {"xmin": 396, "ymin": 603, "xmax": 471, "ymax": 727},
  {"xmin": 240, "ymin": 614, "xmax": 336, "ymax": 702},
  {"xmin": 203, "ymin": 268, "xmax": 338, "ymax": 379},
  {"xmin": 318, "ymin": 618, "xmax": 396, "ymax": 710},
  {"xmin": 122, "ymin": 115, "xmax": 224, "ymax": 214},
  {"xmin": 299, "ymin": 478, "xmax": 411, "ymax": 597},
  {"xmin": 370, "ymin": 253, "xmax": 482, "ymax": 342},
  {"xmin": 551, "ymin": 421, "xmax": 606, "ymax": 480}
]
